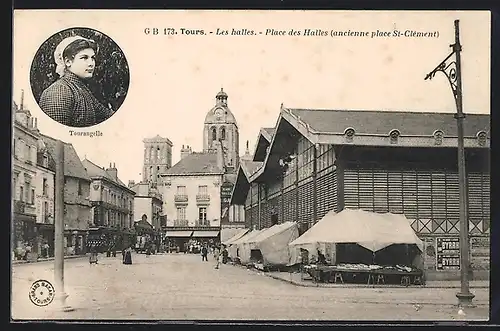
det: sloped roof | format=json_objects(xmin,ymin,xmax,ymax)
[
  {"xmin": 287, "ymin": 108, "xmax": 490, "ymax": 137},
  {"xmin": 261, "ymin": 127, "xmax": 275, "ymax": 140},
  {"xmin": 40, "ymin": 134, "xmax": 90, "ymax": 181},
  {"xmin": 81, "ymin": 159, "xmax": 129, "ymax": 189},
  {"xmin": 240, "ymin": 159, "xmax": 263, "ymax": 178},
  {"xmin": 164, "ymin": 152, "xmax": 223, "ymax": 175}
]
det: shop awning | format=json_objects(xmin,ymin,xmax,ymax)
[
  {"xmin": 192, "ymin": 231, "xmax": 220, "ymax": 238},
  {"xmin": 166, "ymin": 231, "xmax": 193, "ymax": 238}
]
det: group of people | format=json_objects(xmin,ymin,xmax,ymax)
[
  {"xmin": 88, "ymin": 245, "xmax": 133, "ymax": 265},
  {"xmin": 200, "ymin": 244, "xmax": 228, "ymax": 269}
]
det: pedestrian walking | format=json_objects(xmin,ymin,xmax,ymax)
[
  {"xmin": 123, "ymin": 246, "xmax": 133, "ymax": 265},
  {"xmin": 222, "ymin": 245, "xmax": 229, "ymax": 264},
  {"xmin": 43, "ymin": 242, "xmax": 50, "ymax": 258},
  {"xmin": 201, "ymin": 245, "xmax": 208, "ymax": 262},
  {"xmin": 214, "ymin": 247, "xmax": 223, "ymax": 269},
  {"xmin": 89, "ymin": 246, "xmax": 98, "ymax": 265}
]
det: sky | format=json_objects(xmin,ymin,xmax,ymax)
[{"xmin": 12, "ymin": 10, "xmax": 491, "ymax": 184}]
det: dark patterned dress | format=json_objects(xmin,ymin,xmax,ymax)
[{"xmin": 39, "ymin": 71, "xmax": 114, "ymax": 127}]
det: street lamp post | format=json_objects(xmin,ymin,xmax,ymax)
[
  {"xmin": 54, "ymin": 140, "xmax": 73, "ymax": 312},
  {"xmin": 425, "ymin": 19, "xmax": 475, "ymax": 307}
]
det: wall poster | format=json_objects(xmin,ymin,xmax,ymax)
[{"xmin": 436, "ymin": 237, "xmax": 460, "ymax": 271}]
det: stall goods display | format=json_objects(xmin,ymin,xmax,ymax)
[
  {"xmin": 336, "ymin": 263, "xmax": 383, "ymax": 271},
  {"xmin": 305, "ymin": 264, "xmax": 418, "ymax": 273}
]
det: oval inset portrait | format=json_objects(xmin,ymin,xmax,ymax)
[{"xmin": 30, "ymin": 27, "xmax": 130, "ymax": 128}]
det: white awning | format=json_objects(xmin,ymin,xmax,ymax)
[
  {"xmin": 192, "ymin": 231, "xmax": 220, "ymax": 238},
  {"xmin": 166, "ymin": 231, "xmax": 193, "ymax": 238}
]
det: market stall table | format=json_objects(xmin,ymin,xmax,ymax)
[{"xmin": 303, "ymin": 264, "xmax": 424, "ymax": 286}]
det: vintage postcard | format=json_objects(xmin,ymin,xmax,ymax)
[{"xmin": 11, "ymin": 10, "xmax": 490, "ymax": 321}]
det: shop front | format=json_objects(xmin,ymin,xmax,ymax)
[
  {"xmin": 165, "ymin": 230, "xmax": 193, "ymax": 253},
  {"xmin": 63, "ymin": 229, "xmax": 88, "ymax": 255},
  {"xmin": 34, "ymin": 223, "xmax": 55, "ymax": 258},
  {"xmin": 12, "ymin": 208, "xmax": 37, "ymax": 260}
]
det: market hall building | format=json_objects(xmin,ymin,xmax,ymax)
[{"xmin": 230, "ymin": 106, "xmax": 490, "ymax": 281}]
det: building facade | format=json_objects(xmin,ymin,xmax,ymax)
[
  {"xmin": 231, "ymin": 106, "xmax": 490, "ymax": 280},
  {"xmin": 33, "ymin": 138, "xmax": 56, "ymax": 255},
  {"xmin": 12, "ymin": 100, "xmax": 40, "ymax": 253},
  {"xmin": 82, "ymin": 160, "xmax": 135, "ymax": 230},
  {"xmin": 129, "ymin": 181, "xmax": 163, "ymax": 230},
  {"xmin": 160, "ymin": 148, "xmax": 224, "ymax": 247},
  {"xmin": 142, "ymin": 135, "xmax": 173, "ymax": 185},
  {"xmin": 41, "ymin": 135, "xmax": 93, "ymax": 256}
]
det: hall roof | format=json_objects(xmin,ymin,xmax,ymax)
[
  {"xmin": 249, "ymin": 106, "xmax": 490, "ymax": 183},
  {"xmin": 253, "ymin": 127, "xmax": 275, "ymax": 162},
  {"xmin": 286, "ymin": 108, "xmax": 490, "ymax": 137}
]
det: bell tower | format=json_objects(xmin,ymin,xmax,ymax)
[
  {"xmin": 203, "ymin": 88, "xmax": 239, "ymax": 173},
  {"xmin": 142, "ymin": 135, "xmax": 173, "ymax": 184}
]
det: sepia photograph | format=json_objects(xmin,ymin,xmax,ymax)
[
  {"xmin": 30, "ymin": 27, "xmax": 129, "ymax": 128},
  {"xmin": 11, "ymin": 10, "xmax": 490, "ymax": 322}
]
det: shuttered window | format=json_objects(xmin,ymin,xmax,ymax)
[
  {"xmin": 298, "ymin": 180, "xmax": 314, "ymax": 223},
  {"xmin": 373, "ymin": 170, "xmax": 389, "ymax": 213},
  {"xmin": 468, "ymin": 172, "xmax": 490, "ymax": 231},
  {"xmin": 343, "ymin": 167, "xmax": 489, "ymax": 234}
]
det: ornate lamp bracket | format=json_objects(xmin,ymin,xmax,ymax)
[{"xmin": 424, "ymin": 44, "xmax": 462, "ymax": 114}]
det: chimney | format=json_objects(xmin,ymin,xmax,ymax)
[
  {"xmin": 180, "ymin": 144, "xmax": 192, "ymax": 160},
  {"xmin": 106, "ymin": 162, "xmax": 118, "ymax": 180},
  {"xmin": 128, "ymin": 180, "xmax": 135, "ymax": 188}
]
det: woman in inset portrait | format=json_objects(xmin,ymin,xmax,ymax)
[{"xmin": 39, "ymin": 36, "xmax": 115, "ymax": 127}]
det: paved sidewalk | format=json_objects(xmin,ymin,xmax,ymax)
[
  {"xmin": 12, "ymin": 255, "xmax": 86, "ymax": 265},
  {"xmin": 260, "ymin": 269, "xmax": 489, "ymax": 289},
  {"xmin": 11, "ymin": 252, "xmax": 125, "ymax": 265}
]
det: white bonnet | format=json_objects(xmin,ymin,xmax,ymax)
[{"xmin": 53, "ymin": 36, "xmax": 95, "ymax": 77}]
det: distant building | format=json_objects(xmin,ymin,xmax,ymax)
[
  {"xmin": 82, "ymin": 159, "xmax": 135, "ymax": 229},
  {"xmin": 203, "ymin": 88, "xmax": 239, "ymax": 173},
  {"xmin": 12, "ymin": 95, "xmax": 41, "ymax": 252},
  {"xmin": 129, "ymin": 181, "xmax": 163, "ymax": 230},
  {"xmin": 159, "ymin": 89, "xmax": 253, "ymax": 247},
  {"xmin": 160, "ymin": 145, "xmax": 224, "ymax": 247},
  {"xmin": 40, "ymin": 134, "xmax": 92, "ymax": 256},
  {"xmin": 34, "ymin": 138, "xmax": 56, "ymax": 254},
  {"xmin": 142, "ymin": 135, "xmax": 173, "ymax": 185}
]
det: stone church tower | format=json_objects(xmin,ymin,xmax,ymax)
[
  {"xmin": 203, "ymin": 89, "xmax": 239, "ymax": 174},
  {"xmin": 142, "ymin": 135, "xmax": 173, "ymax": 185}
]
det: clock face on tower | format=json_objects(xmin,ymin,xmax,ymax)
[{"xmin": 214, "ymin": 108, "xmax": 223, "ymax": 120}]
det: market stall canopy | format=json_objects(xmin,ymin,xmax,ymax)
[
  {"xmin": 166, "ymin": 231, "xmax": 193, "ymax": 238},
  {"xmin": 221, "ymin": 227, "xmax": 246, "ymax": 244},
  {"xmin": 231, "ymin": 229, "xmax": 264, "ymax": 246},
  {"xmin": 289, "ymin": 209, "xmax": 423, "ymax": 252},
  {"xmin": 250, "ymin": 222, "xmax": 296, "ymax": 244},
  {"xmin": 223, "ymin": 228, "xmax": 250, "ymax": 245},
  {"xmin": 192, "ymin": 231, "xmax": 220, "ymax": 238},
  {"xmin": 249, "ymin": 222, "xmax": 301, "ymax": 266}
]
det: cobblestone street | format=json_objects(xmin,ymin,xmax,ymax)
[{"xmin": 12, "ymin": 253, "xmax": 489, "ymax": 321}]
